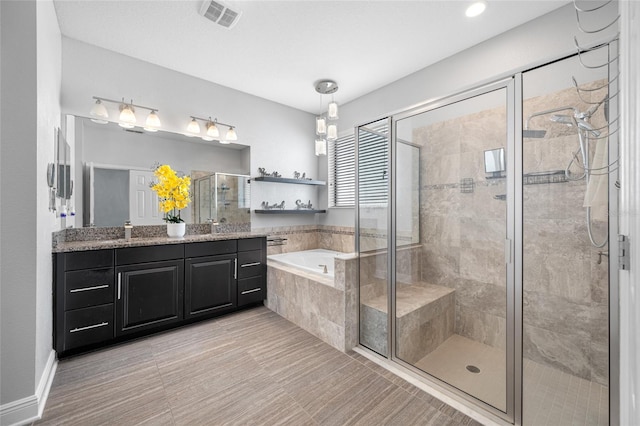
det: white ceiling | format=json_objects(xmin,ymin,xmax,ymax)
[{"xmin": 53, "ymin": 0, "xmax": 570, "ymax": 114}]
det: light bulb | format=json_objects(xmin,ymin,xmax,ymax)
[
  {"xmin": 90, "ymin": 99, "xmax": 108, "ymax": 124},
  {"xmin": 144, "ymin": 110, "xmax": 161, "ymax": 132},
  {"xmin": 119, "ymin": 104, "xmax": 136, "ymax": 128},
  {"xmin": 202, "ymin": 136, "xmax": 214, "ymax": 141},
  {"xmin": 207, "ymin": 121, "xmax": 220, "ymax": 138},
  {"xmin": 187, "ymin": 118, "xmax": 201, "ymax": 134},
  {"xmin": 225, "ymin": 127, "xmax": 238, "ymax": 141},
  {"xmin": 219, "ymin": 140, "xmax": 231, "ymax": 145},
  {"xmin": 316, "ymin": 116, "xmax": 327, "ymax": 135},
  {"xmin": 315, "ymin": 139, "xmax": 327, "ymax": 156},
  {"xmin": 327, "ymin": 124, "xmax": 338, "ymax": 141},
  {"xmin": 327, "ymin": 101, "xmax": 339, "ymax": 120}
]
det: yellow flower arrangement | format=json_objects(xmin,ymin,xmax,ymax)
[{"xmin": 150, "ymin": 164, "xmax": 191, "ymax": 223}]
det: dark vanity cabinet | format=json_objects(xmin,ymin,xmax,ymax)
[
  {"xmin": 185, "ymin": 240, "xmax": 238, "ymax": 319},
  {"xmin": 53, "ymin": 236, "xmax": 266, "ymax": 357},
  {"xmin": 115, "ymin": 245, "xmax": 184, "ymax": 336},
  {"xmin": 54, "ymin": 249, "xmax": 115, "ymax": 354},
  {"xmin": 237, "ymin": 238, "xmax": 267, "ymax": 306}
]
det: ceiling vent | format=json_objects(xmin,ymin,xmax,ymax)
[{"xmin": 199, "ymin": 1, "xmax": 242, "ymax": 29}]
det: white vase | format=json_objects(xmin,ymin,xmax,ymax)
[{"xmin": 166, "ymin": 222, "xmax": 186, "ymax": 238}]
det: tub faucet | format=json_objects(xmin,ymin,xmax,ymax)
[{"xmin": 318, "ymin": 264, "xmax": 328, "ymax": 274}]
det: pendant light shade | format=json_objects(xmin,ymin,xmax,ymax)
[
  {"xmin": 315, "ymin": 138, "xmax": 327, "ymax": 156},
  {"xmin": 119, "ymin": 103, "xmax": 136, "ymax": 128},
  {"xmin": 225, "ymin": 126, "xmax": 238, "ymax": 141},
  {"xmin": 144, "ymin": 110, "xmax": 161, "ymax": 132},
  {"xmin": 90, "ymin": 99, "xmax": 109, "ymax": 124},
  {"xmin": 206, "ymin": 120, "xmax": 220, "ymax": 138},
  {"xmin": 187, "ymin": 117, "xmax": 201, "ymax": 134},
  {"xmin": 316, "ymin": 116, "xmax": 327, "ymax": 135},
  {"xmin": 327, "ymin": 124, "xmax": 338, "ymax": 141},
  {"xmin": 327, "ymin": 101, "xmax": 339, "ymax": 120}
]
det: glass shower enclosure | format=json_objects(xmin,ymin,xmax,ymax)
[{"xmin": 357, "ymin": 52, "xmax": 615, "ymax": 425}]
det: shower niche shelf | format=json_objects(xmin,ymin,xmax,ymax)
[{"xmin": 252, "ymin": 175, "xmax": 326, "ymax": 215}]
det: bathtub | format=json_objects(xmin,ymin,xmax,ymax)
[
  {"xmin": 266, "ymin": 248, "xmax": 358, "ymax": 352},
  {"xmin": 268, "ymin": 249, "xmax": 341, "ymax": 278}
]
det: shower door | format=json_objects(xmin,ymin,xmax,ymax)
[
  {"xmin": 356, "ymin": 80, "xmax": 516, "ymax": 419},
  {"xmin": 358, "ymin": 117, "xmax": 392, "ymax": 357}
]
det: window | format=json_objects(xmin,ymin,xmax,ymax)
[{"xmin": 329, "ymin": 125, "xmax": 388, "ymax": 207}]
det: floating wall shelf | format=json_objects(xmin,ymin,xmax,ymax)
[
  {"xmin": 254, "ymin": 209, "xmax": 326, "ymax": 215},
  {"xmin": 252, "ymin": 176, "xmax": 326, "ymax": 186}
]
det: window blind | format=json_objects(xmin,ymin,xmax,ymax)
[{"xmin": 329, "ymin": 125, "xmax": 388, "ymax": 207}]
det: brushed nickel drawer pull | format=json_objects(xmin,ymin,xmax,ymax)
[
  {"xmin": 69, "ymin": 322, "xmax": 109, "ymax": 333},
  {"xmin": 70, "ymin": 284, "xmax": 109, "ymax": 293},
  {"xmin": 234, "ymin": 258, "xmax": 237, "ymax": 280},
  {"xmin": 241, "ymin": 288, "xmax": 261, "ymax": 295},
  {"xmin": 240, "ymin": 262, "xmax": 261, "ymax": 268},
  {"xmin": 117, "ymin": 273, "xmax": 122, "ymax": 300}
]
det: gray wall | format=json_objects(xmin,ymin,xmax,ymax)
[{"xmin": 1, "ymin": 0, "xmax": 61, "ymax": 422}]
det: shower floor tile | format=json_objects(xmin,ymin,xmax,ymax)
[
  {"xmin": 412, "ymin": 334, "xmax": 609, "ymax": 425},
  {"xmin": 413, "ymin": 334, "xmax": 507, "ymax": 411}
]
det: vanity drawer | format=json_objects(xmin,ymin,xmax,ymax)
[
  {"xmin": 238, "ymin": 250, "xmax": 263, "ymax": 278},
  {"xmin": 238, "ymin": 276, "xmax": 264, "ymax": 306},
  {"xmin": 185, "ymin": 240, "xmax": 237, "ymax": 258},
  {"xmin": 63, "ymin": 304, "xmax": 114, "ymax": 351},
  {"xmin": 116, "ymin": 244, "xmax": 184, "ymax": 265},
  {"xmin": 64, "ymin": 268, "xmax": 114, "ymax": 310},
  {"xmin": 64, "ymin": 249, "xmax": 113, "ymax": 271},
  {"xmin": 238, "ymin": 238, "xmax": 263, "ymax": 252}
]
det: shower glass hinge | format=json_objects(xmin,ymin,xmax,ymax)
[{"xmin": 618, "ymin": 234, "xmax": 630, "ymax": 270}]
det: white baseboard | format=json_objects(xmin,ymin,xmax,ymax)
[{"xmin": 0, "ymin": 350, "xmax": 57, "ymax": 426}]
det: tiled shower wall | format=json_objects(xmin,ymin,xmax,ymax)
[
  {"xmin": 416, "ymin": 106, "xmax": 508, "ymax": 352},
  {"xmin": 415, "ymin": 81, "xmax": 609, "ymax": 385},
  {"xmin": 522, "ymin": 81, "xmax": 609, "ymax": 385}
]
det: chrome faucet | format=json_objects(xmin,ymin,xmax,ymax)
[{"xmin": 318, "ymin": 264, "xmax": 328, "ymax": 274}]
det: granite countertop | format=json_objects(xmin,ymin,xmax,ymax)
[{"xmin": 53, "ymin": 232, "xmax": 268, "ymax": 253}]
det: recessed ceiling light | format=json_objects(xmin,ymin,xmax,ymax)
[{"xmin": 466, "ymin": 0, "xmax": 487, "ymax": 18}]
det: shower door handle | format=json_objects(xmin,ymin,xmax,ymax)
[{"xmin": 505, "ymin": 238, "xmax": 513, "ymax": 265}]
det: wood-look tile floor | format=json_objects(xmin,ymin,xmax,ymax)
[{"xmin": 35, "ymin": 307, "xmax": 482, "ymax": 426}]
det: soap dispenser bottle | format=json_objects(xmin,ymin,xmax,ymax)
[{"xmin": 124, "ymin": 221, "xmax": 133, "ymax": 240}]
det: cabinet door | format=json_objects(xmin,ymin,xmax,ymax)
[
  {"xmin": 116, "ymin": 260, "xmax": 184, "ymax": 336},
  {"xmin": 185, "ymin": 254, "xmax": 237, "ymax": 319}
]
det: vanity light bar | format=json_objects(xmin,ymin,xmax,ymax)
[
  {"xmin": 188, "ymin": 115, "xmax": 238, "ymax": 142},
  {"xmin": 90, "ymin": 96, "xmax": 161, "ymax": 132}
]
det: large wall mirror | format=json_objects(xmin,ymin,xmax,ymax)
[{"xmin": 72, "ymin": 117, "xmax": 250, "ymax": 228}]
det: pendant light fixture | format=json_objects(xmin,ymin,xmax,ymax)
[
  {"xmin": 88, "ymin": 96, "xmax": 161, "ymax": 132},
  {"xmin": 186, "ymin": 115, "xmax": 238, "ymax": 144},
  {"xmin": 314, "ymin": 79, "xmax": 339, "ymax": 156}
]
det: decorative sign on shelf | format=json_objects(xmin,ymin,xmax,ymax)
[
  {"xmin": 295, "ymin": 199, "xmax": 313, "ymax": 210},
  {"xmin": 256, "ymin": 167, "xmax": 316, "ymax": 181},
  {"xmin": 257, "ymin": 167, "xmax": 281, "ymax": 178},
  {"xmin": 260, "ymin": 200, "xmax": 285, "ymax": 210}
]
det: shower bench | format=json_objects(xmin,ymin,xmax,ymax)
[{"xmin": 360, "ymin": 282, "xmax": 455, "ymax": 362}]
